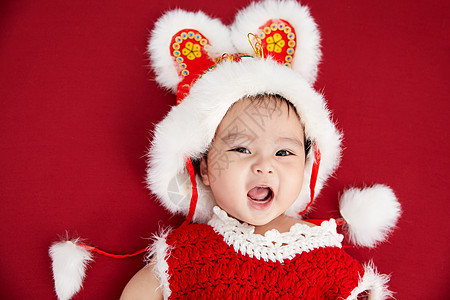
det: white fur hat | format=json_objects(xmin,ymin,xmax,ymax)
[{"xmin": 147, "ymin": 0, "xmax": 341, "ymax": 223}]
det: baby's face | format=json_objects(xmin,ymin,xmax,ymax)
[{"xmin": 200, "ymin": 96, "xmax": 306, "ymax": 226}]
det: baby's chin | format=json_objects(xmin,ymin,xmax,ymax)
[{"xmin": 238, "ymin": 213, "xmax": 277, "ymax": 228}]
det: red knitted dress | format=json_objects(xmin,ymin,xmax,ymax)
[{"xmin": 152, "ymin": 207, "xmax": 387, "ymax": 299}]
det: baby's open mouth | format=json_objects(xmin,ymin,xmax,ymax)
[{"xmin": 247, "ymin": 186, "xmax": 273, "ymax": 202}]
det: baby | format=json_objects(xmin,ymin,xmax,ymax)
[
  {"xmin": 49, "ymin": 1, "xmax": 400, "ymax": 299},
  {"xmin": 121, "ymin": 94, "xmax": 369, "ymax": 299},
  {"xmin": 119, "ymin": 1, "xmax": 397, "ymax": 298}
]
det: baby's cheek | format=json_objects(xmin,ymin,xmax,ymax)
[{"xmin": 283, "ymin": 167, "xmax": 304, "ymax": 191}]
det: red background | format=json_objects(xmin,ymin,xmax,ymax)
[{"xmin": 1, "ymin": 0, "xmax": 449, "ymax": 299}]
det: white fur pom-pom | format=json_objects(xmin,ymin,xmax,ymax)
[
  {"xmin": 339, "ymin": 184, "xmax": 401, "ymax": 248},
  {"xmin": 49, "ymin": 239, "xmax": 93, "ymax": 300}
]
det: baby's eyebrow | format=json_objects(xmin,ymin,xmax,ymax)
[
  {"xmin": 276, "ymin": 136, "xmax": 304, "ymax": 147},
  {"xmin": 221, "ymin": 132, "xmax": 254, "ymax": 145}
]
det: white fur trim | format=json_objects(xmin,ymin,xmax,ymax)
[
  {"xmin": 346, "ymin": 262, "xmax": 393, "ymax": 300},
  {"xmin": 209, "ymin": 206, "xmax": 343, "ymax": 262},
  {"xmin": 146, "ymin": 228, "xmax": 173, "ymax": 300},
  {"xmin": 231, "ymin": 0, "xmax": 321, "ymax": 85},
  {"xmin": 49, "ymin": 239, "xmax": 93, "ymax": 300},
  {"xmin": 340, "ymin": 185, "xmax": 402, "ymax": 247},
  {"xmin": 148, "ymin": 9, "xmax": 234, "ymax": 93},
  {"xmin": 147, "ymin": 57, "xmax": 342, "ymax": 222}
]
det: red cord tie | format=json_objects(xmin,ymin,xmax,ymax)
[
  {"xmin": 299, "ymin": 144, "xmax": 321, "ymax": 215},
  {"xmin": 78, "ymin": 244, "xmax": 148, "ymax": 259},
  {"xmin": 182, "ymin": 156, "xmax": 199, "ymax": 226}
]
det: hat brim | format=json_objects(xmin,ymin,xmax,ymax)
[{"xmin": 147, "ymin": 58, "xmax": 342, "ymax": 222}]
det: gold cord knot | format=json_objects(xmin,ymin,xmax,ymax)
[{"xmin": 247, "ymin": 33, "xmax": 265, "ymax": 59}]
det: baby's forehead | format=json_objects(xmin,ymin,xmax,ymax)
[
  {"xmin": 215, "ymin": 95, "xmax": 304, "ymax": 138},
  {"xmin": 222, "ymin": 95, "xmax": 301, "ymax": 126}
]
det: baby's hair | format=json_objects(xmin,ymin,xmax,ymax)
[
  {"xmin": 244, "ymin": 93, "xmax": 311, "ymax": 157},
  {"xmin": 246, "ymin": 93, "xmax": 297, "ymax": 116}
]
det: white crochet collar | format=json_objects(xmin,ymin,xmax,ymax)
[{"xmin": 208, "ymin": 206, "xmax": 343, "ymax": 263}]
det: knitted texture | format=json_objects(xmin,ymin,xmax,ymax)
[
  {"xmin": 164, "ymin": 220, "xmax": 364, "ymax": 299},
  {"xmin": 209, "ymin": 206, "xmax": 344, "ymax": 262}
]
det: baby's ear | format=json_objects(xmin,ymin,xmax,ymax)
[{"xmin": 199, "ymin": 158, "xmax": 210, "ymax": 186}]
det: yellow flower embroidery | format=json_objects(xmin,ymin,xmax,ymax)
[
  {"xmin": 182, "ymin": 42, "xmax": 202, "ymax": 60},
  {"xmin": 266, "ymin": 33, "xmax": 285, "ymax": 53}
]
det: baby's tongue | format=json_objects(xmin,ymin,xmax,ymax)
[{"xmin": 247, "ymin": 187, "xmax": 270, "ymax": 201}]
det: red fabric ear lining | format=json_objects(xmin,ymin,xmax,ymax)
[
  {"xmin": 257, "ymin": 19, "xmax": 297, "ymax": 67},
  {"xmin": 170, "ymin": 29, "xmax": 215, "ymax": 104}
]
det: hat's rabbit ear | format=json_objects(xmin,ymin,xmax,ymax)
[
  {"xmin": 231, "ymin": 0, "xmax": 321, "ymax": 85},
  {"xmin": 148, "ymin": 9, "xmax": 233, "ymax": 98}
]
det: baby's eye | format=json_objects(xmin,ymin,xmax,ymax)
[
  {"xmin": 276, "ymin": 150, "xmax": 294, "ymax": 156},
  {"xmin": 230, "ymin": 147, "xmax": 251, "ymax": 154}
]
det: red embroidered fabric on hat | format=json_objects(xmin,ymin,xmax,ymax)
[
  {"xmin": 164, "ymin": 223, "xmax": 364, "ymax": 299},
  {"xmin": 257, "ymin": 19, "xmax": 297, "ymax": 67},
  {"xmin": 170, "ymin": 29, "xmax": 215, "ymax": 104}
]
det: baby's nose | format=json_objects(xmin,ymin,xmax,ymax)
[{"xmin": 252, "ymin": 158, "xmax": 274, "ymax": 174}]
